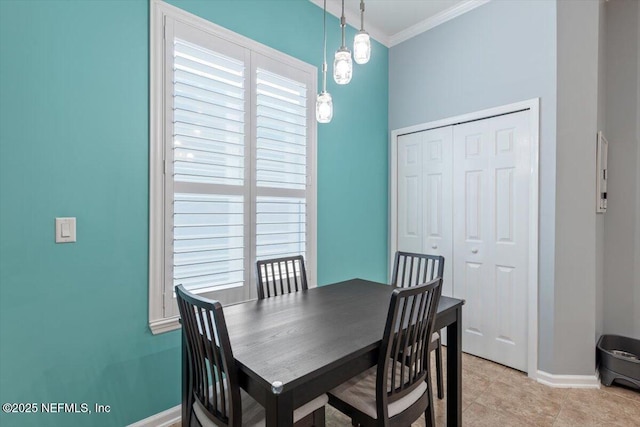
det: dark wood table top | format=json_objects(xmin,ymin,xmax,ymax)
[{"xmin": 223, "ymin": 278, "xmax": 464, "ymax": 394}]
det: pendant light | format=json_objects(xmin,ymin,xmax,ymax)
[
  {"xmin": 333, "ymin": 0, "xmax": 352, "ymax": 85},
  {"xmin": 353, "ymin": 0, "xmax": 371, "ymax": 64},
  {"xmin": 316, "ymin": 0, "xmax": 333, "ymax": 123}
]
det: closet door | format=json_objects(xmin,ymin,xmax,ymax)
[
  {"xmin": 397, "ymin": 132, "xmax": 424, "ymax": 254},
  {"xmin": 452, "ymin": 111, "xmax": 530, "ymax": 371},
  {"xmin": 397, "ymin": 128, "xmax": 453, "ymax": 297}
]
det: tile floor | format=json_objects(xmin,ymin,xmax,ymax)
[
  {"xmin": 328, "ymin": 348, "xmax": 640, "ymax": 427},
  {"xmin": 175, "ymin": 348, "xmax": 640, "ymax": 427}
]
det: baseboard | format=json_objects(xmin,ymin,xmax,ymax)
[
  {"xmin": 128, "ymin": 404, "xmax": 181, "ymax": 427},
  {"xmin": 536, "ymin": 370, "xmax": 601, "ymax": 388}
]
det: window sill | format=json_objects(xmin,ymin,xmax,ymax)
[{"xmin": 149, "ymin": 316, "xmax": 181, "ymax": 335}]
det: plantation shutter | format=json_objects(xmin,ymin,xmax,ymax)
[
  {"xmin": 255, "ymin": 65, "xmax": 309, "ymax": 261},
  {"xmin": 156, "ymin": 15, "xmax": 316, "ymax": 322},
  {"xmin": 164, "ymin": 21, "xmax": 251, "ymax": 316}
]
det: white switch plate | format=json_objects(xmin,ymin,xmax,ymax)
[{"xmin": 55, "ymin": 217, "xmax": 76, "ymax": 243}]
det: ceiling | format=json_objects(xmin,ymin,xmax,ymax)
[{"xmin": 309, "ymin": 0, "xmax": 490, "ymax": 47}]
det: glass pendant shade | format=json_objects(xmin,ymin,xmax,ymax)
[
  {"xmin": 353, "ymin": 31, "xmax": 371, "ymax": 64},
  {"xmin": 316, "ymin": 91, "xmax": 333, "ymax": 123},
  {"xmin": 333, "ymin": 48, "xmax": 352, "ymax": 85}
]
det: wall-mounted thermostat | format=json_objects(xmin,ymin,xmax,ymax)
[{"xmin": 596, "ymin": 131, "xmax": 608, "ymax": 213}]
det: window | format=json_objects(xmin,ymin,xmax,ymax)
[{"xmin": 149, "ymin": 0, "xmax": 317, "ymax": 333}]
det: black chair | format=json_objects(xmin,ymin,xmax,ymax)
[
  {"xmin": 328, "ymin": 278, "xmax": 443, "ymax": 427},
  {"xmin": 391, "ymin": 251, "xmax": 445, "ymax": 399},
  {"xmin": 256, "ymin": 255, "xmax": 308, "ymax": 300},
  {"xmin": 176, "ymin": 285, "xmax": 328, "ymax": 427}
]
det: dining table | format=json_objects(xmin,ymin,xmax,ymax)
[{"xmin": 182, "ymin": 278, "xmax": 464, "ymax": 426}]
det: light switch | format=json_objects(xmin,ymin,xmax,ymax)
[
  {"xmin": 55, "ymin": 217, "xmax": 76, "ymax": 243},
  {"xmin": 61, "ymin": 222, "xmax": 71, "ymax": 237}
]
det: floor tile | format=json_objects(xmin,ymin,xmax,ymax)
[{"xmin": 175, "ymin": 352, "xmax": 640, "ymax": 427}]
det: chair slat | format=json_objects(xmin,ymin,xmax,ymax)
[
  {"xmin": 204, "ymin": 308, "xmax": 224, "ymax": 416},
  {"xmin": 284, "ymin": 260, "xmax": 292, "ymax": 294},
  {"xmin": 256, "ymin": 255, "xmax": 308, "ymax": 300},
  {"xmin": 392, "ymin": 251, "xmax": 444, "ymax": 288}
]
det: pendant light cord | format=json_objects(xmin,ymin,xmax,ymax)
[
  {"xmin": 360, "ymin": 0, "xmax": 365, "ymax": 31},
  {"xmin": 340, "ymin": 0, "xmax": 346, "ymax": 47},
  {"xmin": 322, "ymin": 0, "xmax": 327, "ymax": 93}
]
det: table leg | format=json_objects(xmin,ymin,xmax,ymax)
[
  {"xmin": 446, "ymin": 306, "xmax": 462, "ymax": 426},
  {"xmin": 265, "ymin": 389, "xmax": 294, "ymax": 427}
]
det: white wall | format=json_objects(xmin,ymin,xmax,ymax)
[
  {"xmin": 389, "ymin": 0, "xmax": 559, "ymax": 373},
  {"xmin": 389, "ymin": 0, "xmax": 638, "ymax": 374},
  {"xmin": 636, "ymin": 1, "xmax": 640, "ymax": 340},
  {"xmin": 553, "ymin": 0, "xmax": 599, "ymax": 375},
  {"xmin": 603, "ymin": 0, "xmax": 640, "ymax": 340},
  {"xmin": 595, "ymin": 0, "xmax": 607, "ymax": 342}
]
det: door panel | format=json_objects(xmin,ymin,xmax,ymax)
[
  {"xmin": 397, "ymin": 133, "xmax": 423, "ymax": 254},
  {"xmin": 425, "ymin": 173, "xmax": 442, "ymax": 239},
  {"xmin": 453, "ymin": 111, "xmax": 529, "ymax": 371},
  {"xmin": 397, "ymin": 129, "xmax": 453, "ymax": 296},
  {"xmin": 461, "ymin": 261, "xmax": 486, "ymax": 341},
  {"xmin": 421, "ymin": 128, "xmax": 453, "ymax": 297},
  {"xmin": 495, "ymin": 168, "xmax": 515, "ymax": 243},
  {"xmin": 465, "ymin": 170, "xmax": 484, "ymax": 241}
]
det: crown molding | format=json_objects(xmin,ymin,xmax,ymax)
[
  {"xmin": 389, "ymin": 0, "xmax": 491, "ymax": 46},
  {"xmin": 309, "ymin": 0, "xmax": 490, "ymax": 48},
  {"xmin": 309, "ymin": 0, "xmax": 391, "ymax": 47}
]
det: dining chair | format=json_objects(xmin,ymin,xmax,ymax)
[
  {"xmin": 391, "ymin": 251, "xmax": 445, "ymax": 399},
  {"xmin": 328, "ymin": 278, "xmax": 443, "ymax": 427},
  {"xmin": 176, "ymin": 285, "xmax": 328, "ymax": 427},
  {"xmin": 256, "ymin": 255, "xmax": 308, "ymax": 300}
]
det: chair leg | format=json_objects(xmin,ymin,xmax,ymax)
[
  {"xmin": 312, "ymin": 407, "xmax": 326, "ymax": 427},
  {"xmin": 425, "ymin": 405, "xmax": 435, "ymax": 427},
  {"xmin": 435, "ymin": 337, "xmax": 444, "ymax": 400},
  {"xmin": 425, "ymin": 370, "xmax": 436, "ymax": 427}
]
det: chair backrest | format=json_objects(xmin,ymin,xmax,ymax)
[
  {"xmin": 391, "ymin": 251, "xmax": 444, "ymax": 288},
  {"xmin": 256, "ymin": 255, "xmax": 308, "ymax": 299},
  {"xmin": 176, "ymin": 285, "xmax": 241, "ymax": 427},
  {"xmin": 377, "ymin": 278, "xmax": 442, "ymax": 420}
]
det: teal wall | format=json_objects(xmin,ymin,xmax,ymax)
[{"xmin": 0, "ymin": 1, "xmax": 389, "ymax": 426}]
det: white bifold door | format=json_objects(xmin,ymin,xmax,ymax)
[
  {"xmin": 397, "ymin": 127, "xmax": 454, "ymax": 298},
  {"xmin": 452, "ymin": 111, "xmax": 530, "ymax": 371},
  {"xmin": 395, "ymin": 110, "xmax": 530, "ymax": 372}
]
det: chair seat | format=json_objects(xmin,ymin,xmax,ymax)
[
  {"xmin": 328, "ymin": 364, "xmax": 428, "ymax": 420},
  {"xmin": 193, "ymin": 389, "xmax": 328, "ymax": 427}
]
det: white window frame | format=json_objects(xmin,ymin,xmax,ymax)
[{"xmin": 149, "ymin": 0, "xmax": 317, "ymax": 334}]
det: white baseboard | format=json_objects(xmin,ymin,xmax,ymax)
[
  {"xmin": 536, "ymin": 370, "xmax": 601, "ymax": 388},
  {"xmin": 128, "ymin": 403, "xmax": 181, "ymax": 427}
]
